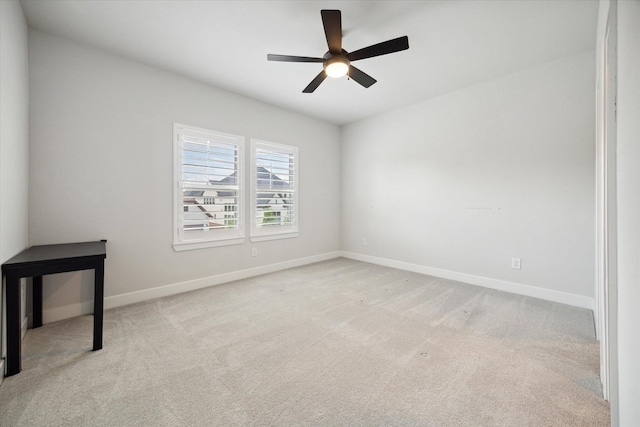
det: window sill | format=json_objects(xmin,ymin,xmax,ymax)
[
  {"xmin": 173, "ymin": 237, "xmax": 244, "ymax": 252},
  {"xmin": 249, "ymin": 232, "xmax": 299, "ymax": 243}
]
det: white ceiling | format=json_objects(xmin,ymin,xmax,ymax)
[{"xmin": 20, "ymin": 0, "xmax": 598, "ymax": 125}]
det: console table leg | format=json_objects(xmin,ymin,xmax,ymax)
[
  {"xmin": 6, "ymin": 273, "xmax": 22, "ymax": 376},
  {"xmin": 93, "ymin": 259, "xmax": 104, "ymax": 351},
  {"xmin": 33, "ymin": 276, "xmax": 43, "ymax": 328}
]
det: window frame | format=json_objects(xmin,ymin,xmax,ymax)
[
  {"xmin": 173, "ymin": 123, "xmax": 245, "ymax": 251},
  {"xmin": 250, "ymin": 139, "xmax": 299, "ymax": 242}
]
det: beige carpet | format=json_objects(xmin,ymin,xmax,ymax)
[{"xmin": 0, "ymin": 258, "xmax": 610, "ymax": 426}]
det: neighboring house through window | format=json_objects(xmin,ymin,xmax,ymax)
[
  {"xmin": 250, "ymin": 139, "xmax": 298, "ymax": 241},
  {"xmin": 173, "ymin": 123, "xmax": 244, "ymax": 250}
]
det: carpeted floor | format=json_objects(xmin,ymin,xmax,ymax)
[{"xmin": 0, "ymin": 258, "xmax": 610, "ymax": 426}]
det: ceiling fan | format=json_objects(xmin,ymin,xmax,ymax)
[{"xmin": 267, "ymin": 9, "xmax": 409, "ymax": 93}]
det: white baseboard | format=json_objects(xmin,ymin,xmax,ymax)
[
  {"xmin": 341, "ymin": 251, "xmax": 595, "ymax": 311},
  {"xmin": 39, "ymin": 249, "xmax": 594, "ymax": 324},
  {"xmin": 0, "ymin": 317, "xmax": 29, "ymax": 385},
  {"xmin": 42, "ymin": 251, "xmax": 342, "ymax": 324},
  {"xmin": 0, "ymin": 319, "xmax": 29, "ymax": 384},
  {"xmin": 42, "ymin": 301, "xmax": 95, "ymax": 325},
  {"xmin": 21, "ymin": 316, "xmax": 28, "ymax": 339}
]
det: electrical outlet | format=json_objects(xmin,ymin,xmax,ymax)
[
  {"xmin": 251, "ymin": 247, "xmax": 258, "ymax": 257},
  {"xmin": 511, "ymin": 258, "xmax": 521, "ymax": 269},
  {"xmin": 362, "ymin": 238, "xmax": 368, "ymax": 246}
]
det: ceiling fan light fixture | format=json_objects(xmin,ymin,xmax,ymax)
[{"xmin": 324, "ymin": 57, "xmax": 349, "ymax": 78}]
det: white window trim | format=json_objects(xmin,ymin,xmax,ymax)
[
  {"xmin": 250, "ymin": 139, "xmax": 299, "ymax": 242},
  {"xmin": 173, "ymin": 123, "xmax": 245, "ymax": 251}
]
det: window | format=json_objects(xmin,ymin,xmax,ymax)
[
  {"xmin": 173, "ymin": 124, "xmax": 244, "ymax": 250},
  {"xmin": 250, "ymin": 139, "xmax": 298, "ymax": 241}
]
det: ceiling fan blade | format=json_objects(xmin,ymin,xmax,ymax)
[
  {"xmin": 321, "ymin": 9, "xmax": 342, "ymax": 53},
  {"xmin": 267, "ymin": 54, "xmax": 324, "ymax": 63},
  {"xmin": 348, "ymin": 65, "xmax": 376, "ymax": 88},
  {"xmin": 303, "ymin": 70, "xmax": 328, "ymax": 93},
  {"xmin": 348, "ymin": 36, "xmax": 409, "ymax": 62}
]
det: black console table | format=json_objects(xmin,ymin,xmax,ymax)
[{"xmin": 2, "ymin": 240, "xmax": 107, "ymax": 376}]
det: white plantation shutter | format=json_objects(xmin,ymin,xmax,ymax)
[
  {"xmin": 173, "ymin": 124, "xmax": 244, "ymax": 250},
  {"xmin": 250, "ymin": 139, "xmax": 299, "ymax": 241}
]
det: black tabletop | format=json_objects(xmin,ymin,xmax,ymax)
[{"xmin": 2, "ymin": 241, "xmax": 107, "ymax": 270}]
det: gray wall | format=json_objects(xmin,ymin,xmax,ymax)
[
  {"xmin": 28, "ymin": 30, "xmax": 341, "ymax": 321},
  {"xmin": 0, "ymin": 0, "xmax": 30, "ymax": 375},
  {"xmin": 341, "ymin": 51, "xmax": 596, "ymax": 307}
]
